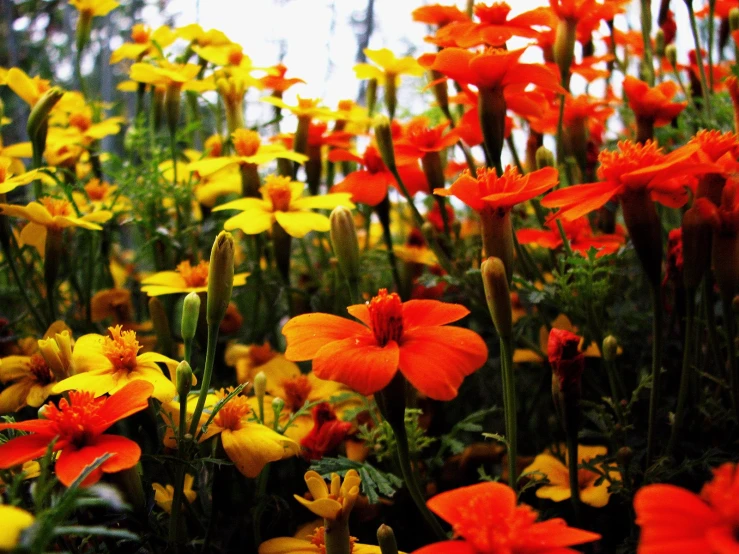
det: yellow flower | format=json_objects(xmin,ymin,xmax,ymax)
[
  {"xmin": 294, "ymin": 470, "xmax": 360, "ymax": 520},
  {"xmin": 0, "ymin": 461, "xmax": 42, "ymax": 489},
  {"xmin": 188, "ymin": 129, "xmax": 307, "ymax": 178},
  {"xmin": 152, "ymin": 474, "xmax": 197, "ymax": 513},
  {"xmin": 354, "ymin": 48, "xmax": 425, "ymax": 85},
  {"xmin": 140, "ymin": 259, "xmax": 249, "ymax": 297},
  {"xmin": 110, "ymin": 24, "xmax": 176, "ymax": 64},
  {"xmin": 72, "ymin": 179, "xmax": 132, "ymax": 214},
  {"xmin": 0, "ymin": 197, "xmax": 112, "ymax": 253},
  {"xmin": 52, "ymin": 325, "xmax": 181, "ymax": 402},
  {"xmin": 259, "ymin": 526, "xmax": 394, "ymax": 554},
  {"xmin": 129, "ymin": 60, "xmax": 211, "ymax": 93},
  {"xmin": 194, "ymin": 167, "xmax": 242, "ymax": 207},
  {"xmin": 213, "ymin": 175, "xmax": 354, "ymax": 238},
  {"xmin": 261, "ymin": 96, "xmax": 337, "ymax": 121},
  {"xmin": 522, "ymin": 445, "xmax": 620, "ymax": 508},
  {"xmin": 5, "ymin": 68, "xmax": 58, "ymax": 108},
  {"xmin": 175, "ymin": 23, "xmax": 232, "ymax": 47},
  {"xmin": 0, "ymin": 505, "xmax": 34, "ymax": 551},
  {"xmin": 0, "ymin": 142, "xmax": 33, "ymax": 174},
  {"xmin": 161, "ymin": 391, "xmax": 299, "ymax": 478},
  {"xmin": 0, "ymin": 327, "xmax": 71, "ymax": 413},
  {"xmin": 0, "ymin": 156, "xmax": 44, "ymax": 195},
  {"xmin": 69, "ymin": 0, "xmax": 119, "ymax": 17}
]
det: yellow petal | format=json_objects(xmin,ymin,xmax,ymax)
[
  {"xmin": 274, "ymin": 210, "xmax": 330, "ymax": 238},
  {"xmin": 221, "ymin": 422, "xmax": 299, "ymax": 478},
  {"xmin": 223, "ymin": 208, "xmax": 274, "ymax": 235},
  {"xmin": 0, "ymin": 505, "xmax": 34, "ymax": 551},
  {"xmin": 293, "ymin": 495, "xmax": 342, "ymax": 519},
  {"xmin": 258, "ymin": 537, "xmax": 319, "ymax": 554}
]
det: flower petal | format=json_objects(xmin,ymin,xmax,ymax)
[
  {"xmin": 283, "ymin": 314, "xmax": 370, "ymax": 361},
  {"xmin": 0, "ymin": 432, "xmax": 58, "ymax": 469},
  {"xmin": 402, "ymin": 300, "xmax": 470, "ymax": 330}
]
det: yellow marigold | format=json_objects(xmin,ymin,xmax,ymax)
[{"xmin": 140, "ymin": 259, "xmax": 249, "ymax": 297}]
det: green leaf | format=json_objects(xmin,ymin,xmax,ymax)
[{"xmin": 309, "ymin": 457, "xmax": 402, "ymax": 504}]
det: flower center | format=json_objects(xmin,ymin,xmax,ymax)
[
  {"xmin": 453, "ymin": 495, "xmax": 538, "ymax": 553},
  {"xmin": 596, "ymin": 140, "xmax": 664, "ymax": 184},
  {"xmin": 43, "ymin": 391, "xmax": 105, "ymax": 447},
  {"xmin": 338, "ymin": 99, "xmax": 353, "ymax": 112},
  {"xmin": 406, "ymin": 118, "xmax": 442, "ymax": 149},
  {"xmin": 248, "ymin": 343, "xmax": 275, "ymax": 366},
  {"xmin": 40, "ymin": 197, "xmax": 73, "ymax": 217},
  {"xmin": 84, "ymin": 179, "xmax": 111, "ymax": 200},
  {"xmin": 0, "ymin": 165, "xmax": 7, "ymax": 184},
  {"xmin": 689, "ymin": 129, "xmax": 739, "ymax": 162},
  {"xmin": 227, "ymin": 45, "xmax": 244, "ymax": 66},
  {"xmin": 298, "ymin": 97, "xmax": 320, "ymax": 110},
  {"xmin": 68, "ymin": 111, "xmax": 92, "ymax": 132},
  {"xmin": 28, "ymin": 353, "xmax": 54, "ymax": 385},
  {"xmin": 204, "ymin": 134, "xmax": 223, "ymax": 157},
  {"xmin": 264, "ymin": 176, "xmax": 293, "ymax": 212},
  {"xmin": 473, "ymin": 165, "xmax": 522, "ymax": 203},
  {"xmin": 176, "ymin": 260, "xmax": 209, "ymax": 288},
  {"xmin": 367, "ymin": 289, "xmax": 404, "ymax": 346},
  {"xmin": 363, "ymin": 146, "xmax": 386, "ymax": 174},
  {"xmin": 131, "ymin": 24, "xmax": 151, "ymax": 44},
  {"xmin": 475, "ymin": 2, "xmax": 512, "ymax": 24},
  {"xmin": 213, "ymin": 395, "xmax": 251, "ymax": 431},
  {"xmin": 308, "ymin": 527, "xmax": 357, "ymax": 554},
  {"xmin": 101, "ymin": 325, "xmax": 142, "ymax": 372},
  {"xmin": 281, "ymin": 375, "xmax": 312, "ymax": 412},
  {"xmin": 232, "ymin": 129, "xmax": 261, "ymax": 157}
]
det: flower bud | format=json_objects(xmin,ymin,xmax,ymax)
[
  {"xmin": 207, "ymin": 231, "xmax": 235, "ymax": 327},
  {"xmin": 665, "ymin": 44, "xmax": 678, "ymax": 67},
  {"xmin": 254, "ymin": 371, "xmax": 267, "ymax": 400},
  {"xmin": 330, "ymin": 206, "xmax": 360, "ymax": 284},
  {"xmin": 176, "ymin": 360, "xmax": 193, "ymax": 400},
  {"xmin": 655, "ymin": 29, "xmax": 666, "ymax": 58},
  {"xmin": 38, "ymin": 330, "xmax": 74, "ymax": 380},
  {"xmin": 272, "ymin": 396, "xmax": 286, "ymax": 423},
  {"xmin": 27, "ymin": 87, "xmax": 64, "ymax": 156},
  {"xmin": 548, "ymin": 328, "xmax": 585, "ymax": 396},
  {"xmin": 481, "ymin": 257, "xmax": 512, "ymax": 339},
  {"xmin": 602, "ymin": 335, "xmax": 619, "ymax": 362},
  {"xmin": 553, "ymin": 18, "xmax": 577, "ymax": 84},
  {"xmin": 377, "ymin": 524, "xmax": 399, "ymax": 554},
  {"xmin": 535, "ymin": 146, "xmax": 555, "ymax": 170},
  {"xmin": 384, "ymin": 72, "xmax": 398, "ymax": 119},
  {"xmin": 373, "ymin": 115, "xmax": 397, "ymax": 170},
  {"xmin": 731, "ymin": 7, "xmax": 739, "ymax": 32},
  {"xmin": 616, "ymin": 446, "xmax": 633, "ymax": 466},
  {"xmin": 181, "ymin": 291, "xmax": 201, "ymax": 342}
]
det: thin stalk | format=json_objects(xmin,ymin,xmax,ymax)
[
  {"xmin": 500, "ymin": 337, "xmax": 518, "ymax": 488},
  {"xmin": 723, "ymin": 294, "xmax": 739, "ymax": 421},
  {"xmin": 668, "ymin": 291, "xmax": 695, "ymax": 456},
  {"xmin": 189, "ymin": 325, "xmax": 220, "ymax": 436},
  {"xmin": 703, "ymin": 277, "xmax": 725, "ymax": 373},
  {"xmin": 640, "ymin": 0, "xmax": 656, "ymax": 86},
  {"xmin": 555, "ymin": 219, "xmax": 574, "ymax": 256},
  {"xmin": 85, "ymin": 233, "xmax": 96, "ymax": 324},
  {"xmin": 0, "ymin": 228, "xmax": 47, "ymax": 331},
  {"xmin": 707, "ymin": 0, "xmax": 716, "ymax": 92},
  {"xmin": 686, "ymin": 0, "xmax": 714, "ymax": 120},
  {"xmin": 645, "ymin": 284, "xmax": 663, "ymax": 470},
  {"xmin": 566, "ymin": 431, "xmax": 582, "ymax": 524}
]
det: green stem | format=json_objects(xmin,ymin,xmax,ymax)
[
  {"xmin": 723, "ymin": 294, "xmax": 739, "ymax": 421},
  {"xmin": 500, "ymin": 336, "xmax": 517, "ymax": 487},
  {"xmin": 566, "ymin": 430, "xmax": 582, "ymax": 524},
  {"xmin": 640, "ymin": 0, "xmax": 656, "ymax": 86},
  {"xmin": 703, "ymin": 277, "xmax": 724, "ymax": 373},
  {"xmin": 323, "ymin": 516, "xmax": 352, "ymax": 554},
  {"xmin": 686, "ymin": 0, "xmax": 714, "ymax": 120},
  {"xmin": 189, "ymin": 325, "xmax": 220, "ymax": 436},
  {"xmin": 645, "ymin": 284, "xmax": 663, "ymax": 470},
  {"xmin": 668, "ymin": 290, "xmax": 695, "ymax": 456}
]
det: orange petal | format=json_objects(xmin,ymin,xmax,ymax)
[
  {"xmin": 398, "ymin": 326, "xmax": 487, "ymax": 400},
  {"xmin": 312, "ymin": 336, "xmax": 399, "ymax": 396},
  {"xmin": 412, "ymin": 541, "xmax": 477, "ymax": 554},
  {"xmin": 0, "ymin": 433, "xmax": 59, "ymax": 469},
  {"xmin": 283, "ymin": 313, "xmax": 370, "ymax": 361},
  {"xmin": 55, "ymin": 435, "xmax": 141, "ymax": 487},
  {"xmin": 94, "ymin": 380, "xmax": 155, "ymax": 434},
  {"xmin": 402, "ymin": 300, "xmax": 469, "ymax": 330},
  {"xmin": 427, "ymin": 481, "xmax": 516, "ymax": 526}
]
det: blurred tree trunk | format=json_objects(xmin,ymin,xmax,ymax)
[{"xmin": 354, "ymin": 0, "xmax": 375, "ymax": 104}]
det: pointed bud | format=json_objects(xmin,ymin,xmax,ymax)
[
  {"xmin": 27, "ymin": 87, "xmax": 64, "ymax": 156},
  {"xmin": 481, "ymin": 257, "xmax": 512, "ymax": 339},
  {"xmin": 535, "ymin": 146, "xmax": 555, "ymax": 170},
  {"xmin": 38, "ymin": 331, "xmax": 73, "ymax": 381},
  {"xmin": 272, "ymin": 396, "xmax": 285, "ymax": 423},
  {"xmin": 602, "ymin": 335, "xmax": 619, "ymax": 362},
  {"xmin": 254, "ymin": 371, "xmax": 267, "ymax": 400},
  {"xmin": 207, "ymin": 231, "xmax": 235, "ymax": 327},
  {"xmin": 731, "ymin": 7, "xmax": 739, "ymax": 32},
  {"xmin": 553, "ymin": 18, "xmax": 577, "ymax": 84},
  {"xmin": 176, "ymin": 361, "xmax": 193, "ymax": 400},
  {"xmin": 181, "ymin": 291, "xmax": 201, "ymax": 342},
  {"xmin": 377, "ymin": 524, "xmax": 399, "ymax": 554},
  {"xmin": 665, "ymin": 44, "xmax": 678, "ymax": 67},
  {"xmin": 373, "ymin": 115, "xmax": 397, "ymax": 170},
  {"xmin": 330, "ymin": 206, "xmax": 360, "ymax": 284},
  {"xmin": 384, "ymin": 73, "xmax": 398, "ymax": 119},
  {"xmin": 655, "ymin": 29, "xmax": 666, "ymax": 58}
]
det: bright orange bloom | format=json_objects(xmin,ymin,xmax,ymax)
[
  {"xmin": 0, "ymin": 380, "xmax": 153, "ymax": 487},
  {"xmin": 260, "ymin": 63, "xmax": 305, "ymax": 93},
  {"xmin": 430, "ymin": 3, "xmax": 549, "ymax": 48},
  {"xmin": 412, "ymin": 4, "xmax": 468, "ymax": 27},
  {"xmin": 329, "ymin": 146, "xmax": 427, "ymax": 206},
  {"xmin": 436, "ymin": 166, "xmax": 559, "ymax": 213},
  {"xmin": 282, "ymin": 289, "xmax": 488, "ymax": 400},
  {"xmin": 517, "ymin": 217, "xmax": 625, "ymax": 257},
  {"xmin": 394, "ymin": 117, "xmax": 460, "ymax": 164},
  {"xmin": 542, "ymin": 141, "xmax": 713, "ymax": 221},
  {"xmin": 635, "ymin": 462, "xmax": 739, "ymax": 553},
  {"xmin": 623, "ymin": 76, "xmax": 686, "ymax": 127},
  {"xmin": 412, "ymin": 482, "xmax": 601, "ymax": 554}
]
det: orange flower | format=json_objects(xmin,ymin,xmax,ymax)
[
  {"xmin": 437, "ymin": 165, "xmax": 559, "ymax": 213},
  {"xmin": 411, "ymin": 4, "xmax": 468, "ymax": 27},
  {"xmin": 0, "ymin": 380, "xmax": 153, "ymax": 487},
  {"xmin": 622, "ymin": 76, "xmax": 687, "ymax": 142},
  {"xmin": 260, "ymin": 63, "xmax": 305, "ymax": 93},
  {"xmin": 430, "ymin": 2, "xmax": 549, "ymax": 48},
  {"xmin": 329, "ymin": 146, "xmax": 427, "ymax": 206},
  {"xmin": 635, "ymin": 462, "xmax": 739, "ymax": 553},
  {"xmin": 282, "ymin": 289, "xmax": 488, "ymax": 400},
  {"xmin": 394, "ymin": 117, "xmax": 460, "ymax": 164},
  {"xmin": 541, "ymin": 140, "xmax": 712, "ymax": 221},
  {"xmin": 517, "ymin": 217, "xmax": 625, "ymax": 257},
  {"xmin": 411, "ymin": 482, "xmax": 601, "ymax": 553}
]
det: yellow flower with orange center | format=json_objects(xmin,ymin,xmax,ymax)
[
  {"xmin": 72, "ymin": 178, "xmax": 132, "ymax": 214},
  {"xmin": 160, "ymin": 390, "xmax": 299, "ymax": 478},
  {"xmin": 0, "ymin": 196, "xmax": 112, "ymax": 254},
  {"xmin": 140, "ymin": 259, "xmax": 249, "ymax": 297},
  {"xmin": 354, "ymin": 48, "xmax": 425, "ymax": 85},
  {"xmin": 259, "ymin": 525, "xmax": 394, "ymax": 554},
  {"xmin": 189, "ymin": 129, "xmax": 308, "ymax": 178},
  {"xmin": 52, "ymin": 325, "xmax": 181, "ymax": 402},
  {"xmin": 0, "ymin": 156, "xmax": 45, "ymax": 195},
  {"xmin": 5, "ymin": 68, "xmax": 57, "ymax": 108},
  {"xmin": 129, "ymin": 60, "xmax": 211, "ymax": 93},
  {"xmin": 294, "ymin": 470, "xmax": 361, "ymax": 521},
  {"xmin": 261, "ymin": 96, "xmax": 337, "ymax": 121},
  {"xmin": 152, "ymin": 474, "xmax": 197, "ymax": 514},
  {"xmin": 110, "ymin": 24, "xmax": 176, "ymax": 64},
  {"xmin": 213, "ymin": 175, "xmax": 354, "ymax": 238},
  {"xmin": 69, "ymin": 0, "xmax": 119, "ymax": 17}
]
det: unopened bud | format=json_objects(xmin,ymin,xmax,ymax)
[
  {"xmin": 377, "ymin": 524, "xmax": 399, "ymax": 554},
  {"xmin": 38, "ymin": 404, "xmax": 50, "ymax": 419},
  {"xmin": 535, "ymin": 146, "xmax": 555, "ymax": 170},
  {"xmin": 665, "ymin": 44, "xmax": 678, "ymax": 67},
  {"xmin": 481, "ymin": 257, "xmax": 512, "ymax": 339},
  {"xmin": 616, "ymin": 446, "xmax": 633, "ymax": 466},
  {"xmin": 602, "ymin": 335, "xmax": 619, "ymax": 362},
  {"xmin": 373, "ymin": 115, "xmax": 397, "ymax": 170},
  {"xmin": 731, "ymin": 8, "xmax": 739, "ymax": 32},
  {"xmin": 27, "ymin": 87, "xmax": 64, "ymax": 152},
  {"xmin": 176, "ymin": 361, "xmax": 193, "ymax": 400},
  {"xmin": 38, "ymin": 331, "xmax": 73, "ymax": 381},
  {"xmin": 207, "ymin": 231, "xmax": 235, "ymax": 327},
  {"xmin": 272, "ymin": 397, "xmax": 285, "ymax": 421},
  {"xmin": 330, "ymin": 206, "xmax": 360, "ymax": 284},
  {"xmin": 181, "ymin": 291, "xmax": 201, "ymax": 342},
  {"xmin": 254, "ymin": 371, "xmax": 267, "ymax": 400},
  {"xmin": 553, "ymin": 18, "xmax": 577, "ymax": 82},
  {"xmin": 655, "ymin": 29, "xmax": 666, "ymax": 58}
]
